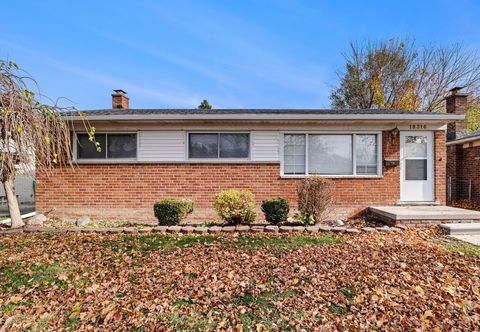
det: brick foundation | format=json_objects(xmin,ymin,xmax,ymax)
[{"xmin": 36, "ymin": 131, "xmax": 447, "ymax": 222}]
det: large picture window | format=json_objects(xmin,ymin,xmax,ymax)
[
  {"xmin": 283, "ymin": 133, "xmax": 380, "ymax": 176},
  {"xmin": 76, "ymin": 133, "xmax": 137, "ymax": 160},
  {"xmin": 189, "ymin": 133, "xmax": 250, "ymax": 159}
]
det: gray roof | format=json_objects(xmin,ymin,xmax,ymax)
[
  {"xmin": 448, "ymin": 131, "xmax": 480, "ymax": 144},
  {"xmin": 70, "ymin": 108, "xmax": 448, "ymax": 116},
  {"xmin": 64, "ymin": 108, "xmax": 464, "ymax": 121}
]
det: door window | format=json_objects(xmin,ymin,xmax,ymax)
[{"xmin": 404, "ymin": 135, "xmax": 428, "ymax": 181}]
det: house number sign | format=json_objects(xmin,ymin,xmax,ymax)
[{"xmin": 409, "ymin": 124, "xmax": 427, "ymax": 130}]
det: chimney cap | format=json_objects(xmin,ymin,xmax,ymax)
[
  {"xmin": 449, "ymin": 86, "xmax": 465, "ymax": 94},
  {"xmin": 112, "ymin": 89, "xmax": 127, "ymax": 95}
]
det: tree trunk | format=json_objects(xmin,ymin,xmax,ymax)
[{"xmin": 3, "ymin": 178, "xmax": 24, "ymax": 228}]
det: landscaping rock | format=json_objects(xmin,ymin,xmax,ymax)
[
  {"xmin": 235, "ymin": 225, "xmax": 250, "ymax": 233},
  {"xmin": 64, "ymin": 227, "xmax": 83, "ymax": 233},
  {"xmin": 279, "ymin": 226, "xmax": 294, "ymax": 233},
  {"xmin": 222, "ymin": 226, "xmax": 236, "ymax": 232},
  {"xmin": 25, "ymin": 214, "xmax": 47, "ymax": 225},
  {"xmin": 306, "ymin": 226, "xmax": 319, "ymax": 233},
  {"xmin": 332, "ymin": 220, "xmax": 344, "ymax": 227},
  {"xmin": 291, "ymin": 226, "xmax": 306, "ymax": 232},
  {"xmin": 377, "ymin": 226, "xmax": 394, "ymax": 232},
  {"xmin": 94, "ymin": 228, "xmax": 110, "ymax": 234},
  {"xmin": 0, "ymin": 228, "xmax": 23, "ymax": 235},
  {"xmin": 193, "ymin": 227, "xmax": 208, "ymax": 234},
  {"xmin": 81, "ymin": 228, "xmax": 95, "ymax": 233},
  {"xmin": 318, "ymin": 224, "xmax": 332, "ymax": 232},
  {"xmin": 166, "ymin": 226, "xmax": 181, "ymax": 233},
  {"xmin": 361, "ymin": 227, "xmax": 377, "ymax": 232},
  {"xmin": 251, "ymin": 226, "xmax": 265, "ymax": 232},
  {"xmin": 208, "ymin": 226, "xmax": 222, "ymax": 233},
  {"xmin": 76, "ymin": 216, "xmax": 91, "ymax": 226},
  {"xmin": 107, "ymin": 228, "xmax": 124, "ymax": 234},
  {"xmin": 346, "ymin": 228, "xmax": 361, "ymax": 234},
  {"xmin": 152, "ymin": 226, "xmax": 168, "ymax": 233},
  {"xmin": 138, "ymin": 228, "xmax": 152, "ymax": 233},
  {"xmin": 181, "ymin": 226, "xmax": 195, "ymax": 233},
  {"xmin": 331, "ymin": 227, "xmax": 346, "ymax": 233},
  {"xmin": 264, "ymin": 225, "xmax": 279, "ymax": 233},
  {"xmin": 24, "ymin": 227, "xmax": 43, "ymax": 233}
]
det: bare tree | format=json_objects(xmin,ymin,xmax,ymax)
[
  {"xmin": 331, "ymin": 39, "xmax": 480, "ymax": 113},
  {"xmin": 0, "ymin": 60, "xmax": 95, "ymax": 228}
]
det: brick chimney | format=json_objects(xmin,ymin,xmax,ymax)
[
  {"xmin": 446, "ymin": 87, "xmax": 468, "ymax": 141},
  {"xmin": 111, "ymin": 89, "xmax": 129, "ymax": 109}
]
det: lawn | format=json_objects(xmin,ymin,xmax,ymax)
[{"xmin": 0, "ymin": 230, "xmax": 478, "ymax": 331}]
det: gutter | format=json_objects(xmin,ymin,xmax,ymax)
[
  {"xmin": 65, "ymin": 113, "xmax": 465, "ymax": 122},
  {"xmin": 446, "ymin": 135, "xmax": 480, "ymax": 146}
]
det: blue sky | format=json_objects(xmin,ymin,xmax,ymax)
[{"xmin": 2, "ymin": 0, "xmax": 480, "ymax": 109}]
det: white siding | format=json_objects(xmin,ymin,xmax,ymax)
[
  {"xmin": 138, "ymin": 131, "xmax": 186, "ymax": 161},
  {"xmin": 251, "ymin": 131, "xmax": 280, "ymax": 161}
]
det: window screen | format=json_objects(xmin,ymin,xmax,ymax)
[{"xmin": 283, "ymin": 134, "xmax": 306, "ymax": 174}]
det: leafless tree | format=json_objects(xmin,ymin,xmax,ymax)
[
  {"xmin": 331, "ymin": 39, "xmax": 480, "ymax": 113},
  {"xmin": 0, "ymin": 60, "xmax": 96, "ymax": 228}
]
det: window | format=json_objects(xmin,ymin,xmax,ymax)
[
  {"xmin": 309, "ymin": 135, "xmax": 352, "ymax": 175},
  {"xmin": 356, "ymin": 134, "xmax": 378, "ymax": 175},
  {"xmin": 189, "ymin": 133, "xmax": 250, "ymax": 159},
  {"xmin": 283, "ymin": 133, "xmax": 380, "ymax": 176},
  {"xmin": 76, "ymin": 133, "xmax": 137, "ymax": 160},
  {"xmin": 284, "ymin": 134, "xmax": 305, "ymax": 174},
  {"xmin": 404, "ymin": 135, "xmax": 428, "ymax": 180}
]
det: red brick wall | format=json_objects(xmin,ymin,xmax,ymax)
[
  {"xmin": 447, "ymin": 143, "xmax": 480, "ymax": 202},
  {"xmin": 36, "ymin": 130, "xmax": 446, "ymax": 222}
]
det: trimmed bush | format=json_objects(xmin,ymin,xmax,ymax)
[
  {"xmin": 261, "ymin": 198, "xmax": 289, "ymax": 224},
  {"xmin": 213, "ymin": 189, "xmax": 256, "ymax": 224},
  {"xmin": 153, "ymin": 198, "xmax": 194, "ymax": 225},
  {"xmin": 297, "ymin": 177, "xmax": 335, "ymax": 223}
]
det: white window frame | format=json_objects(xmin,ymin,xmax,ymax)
[
  {"xmin": 280, "ymin": 131, "xmax": 383, "ymax": 178},
  {"xmin": 186, "ymin": 131, "xmax": 251, "ymax": 162},
  {"xmin": 73, "ymin": 132, "xmax": 138, "ymax": 162}
]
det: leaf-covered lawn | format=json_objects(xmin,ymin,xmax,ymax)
[{"xmin": 0, "ymin": 230, "xmax": 479, "ymax": 331}]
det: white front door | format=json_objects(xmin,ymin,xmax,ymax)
[{"xmin": 400, "ymin": 131, "xmax": 434, "ymax": 202}]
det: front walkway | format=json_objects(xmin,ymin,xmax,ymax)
[{"xmin": 369, "ymin": 205, "xmax": 480, "ymax": 226}]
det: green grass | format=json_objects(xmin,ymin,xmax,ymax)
[
  {"xmin": 153, "ymin": 312, "xmax": 217, "ymax": 331},
  {"xmin": 103, "ymin": 234, "xmax": 343, "ymax": 256},
  {"xmin": 444, "ymin": 242, "xmax": 480, "ymax": 257},
  {"xmin": 0, "ymin": 263, "xmax": 68, "ymax": 293},
  {"xmin": 0, "ymin": 216, "xmax": 9, "ymax": 221},
  {"xmin": 104, "ymin": 234, "xmax": 222, "ymax": 256},
  {"xmin": 227, "ymin": 234, "xmax": 343, "ymax": 251}
]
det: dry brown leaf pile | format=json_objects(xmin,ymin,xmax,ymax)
[{"xmin": 0, "ymin": 229, "xmax": 478, "ymax": 331}]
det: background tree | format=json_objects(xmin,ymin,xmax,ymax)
[
  {"xmin": 198, "ymin": 99, "xmax": 212, "ymax": 109},
  {"xmin": 331, "ymin": 39, "xmax": 480, "ymax": 122},
  {"xmin": 0, "ymin": 60, "xmax": 95, "ymax": 228}
]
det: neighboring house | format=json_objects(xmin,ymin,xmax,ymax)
[
  {"xmin": 0, "ymin": 175, "xmax": 35, "ymax": 206},
  {"xmin": 35, "ymin": 90, "xmax": 462, "ymax": 222},
  {"xmin": 446, "ymin": 88, "xmax": 480, "ymax": 202}
]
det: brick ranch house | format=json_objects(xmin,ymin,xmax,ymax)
[
  {"xmin": 446, "ymin": 88, "xmax": 480, "ymax": 203},
  {"xmin": 35, "ymin": 90, "xmax": 463, "ymax": 222}
]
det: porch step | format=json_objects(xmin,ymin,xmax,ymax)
[
  {"xmin": 395, "ymin": 200, "xmax": 440, "ymax": 206},
  {"xmin": 439, "ymin": 223, "xmax": 480, "ymax": 235},
  {"xmin": 369, "ymin": 205, "xmax": 480, "ymax": 226}
]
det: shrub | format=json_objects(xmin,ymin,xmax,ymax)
[
  {"xmin": 297, "ymin": 177, "xmax": 335, "ymax": 223},
  {"xmin": 153, "ymin": 198, "xmax": 194, "ymax": 225},
  {"xmin": 261, "ymin": 198, "xmax": 289, "ymax": 224},
  {"xmin": 213, "ymin": 189, "xmax": 256, "ymax": 224}
]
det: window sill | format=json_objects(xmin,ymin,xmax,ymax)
[
  {"xmin": 73, "ymin": 159, "xmax": 280, "ymax": 164},
  {"xmin": 280, "ymin": 174, "xmax": 384, "ymax": 179}
]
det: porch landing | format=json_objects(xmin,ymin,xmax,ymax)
[{"xmin": 369, "ymin": 205, "xmax": 480, "ymax": 226}]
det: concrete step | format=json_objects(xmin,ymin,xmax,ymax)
[{"xmin": 439, "ymin": 223, "xmax": 480, "ymax": 235}]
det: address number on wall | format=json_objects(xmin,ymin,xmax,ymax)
[{"xmin": 409, "ymin": 124, "xmax": 427, "ymax": 130}]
